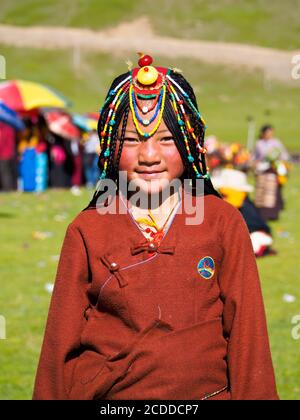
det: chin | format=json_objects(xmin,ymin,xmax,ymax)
[{"xmin": 130, "ymin": 177, "xmax": 171, "ymax": 195}]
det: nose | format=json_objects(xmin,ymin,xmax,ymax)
[{"xmin": 138, "ymin": 138, "xmax": 161, "ymax": 166}]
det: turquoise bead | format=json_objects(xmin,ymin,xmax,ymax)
[
  {"xmin": 109, "ymin": 120, "xmax": 116, "ymax": 126},
  {"xmin": 188, "ymin": 155, "xmax": 194, "ymax": 162},
  {"xmin": 144, "ymin": 133, "xmax": 150, "ymax": 138},
  {"xmin": 104, "ymin": 150, "xmax": 110, "ymax": 157}
]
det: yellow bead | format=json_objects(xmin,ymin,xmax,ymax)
[{"xmin": 137, "ymin": 66, "xmax": 158, "ymax": 85}]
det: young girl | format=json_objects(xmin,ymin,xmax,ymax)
[{"xmin": 33, "ymin": 54, "xmax": 279, "ymax": 400}]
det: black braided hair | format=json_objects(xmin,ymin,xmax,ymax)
[{"xmin": 86, "ymin": 70, "xmax": 220, "ymax": 208}]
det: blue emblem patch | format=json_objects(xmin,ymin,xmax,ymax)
[{"xmin": 197, "ymin": 256, "xmax": 215, "ymax": 279}]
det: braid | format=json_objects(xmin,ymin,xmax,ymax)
[
  {"xmin": 164, "ymin": 94, "xmax": 189, "ymax": 167},
  {"xmin": 115, "ymin": 106, "xmax": 129, "ymax": 169}
]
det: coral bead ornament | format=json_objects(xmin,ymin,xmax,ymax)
[{"xmin": 138, "ymin": 53, "xmax": 153, "ymax": 68}]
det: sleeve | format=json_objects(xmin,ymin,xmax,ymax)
[
  {"xmin": 32, "ymin": 223, "xmax": 90, "ymax": 400},
  {"xmin": 252, "ymin": 142, "xmax": 261, "ymax": 161},
  {"xmin": 277, "ymin": 140, "xmax": 290, "ymax": 161},
  {"xmin": 218, "ymin": 206, "xmax": 279, "ymax": 400}
]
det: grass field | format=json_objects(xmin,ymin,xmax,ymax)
[
  {"xmin": 0, "ymin": 0, "xmax": 299, "ymax": 50},
  {"xmin": 1, "ymin": 45, "xmax": 300, "ymax": 151},
  {"xmin": 0, "ymin": 167, "xmax": 299, "ymax": 400}
]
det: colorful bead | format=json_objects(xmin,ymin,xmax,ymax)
[
  {"xmin": 166, "ymin": 79, "xmax": 209, "ymax": 180},
  {"xmin": 131, "ymin": 86, "xmax": 163, "ymax": 127},
  {"xmin": 137, "ymin": 93, "xmax": 157, "ymax": 99},
  {"xmin": 136, "ymin": 93, "xmax": 160, "ymax": 114},
  {"xmin": 129, "ymin": 83, "xmax": 167, "ymax": 138}
]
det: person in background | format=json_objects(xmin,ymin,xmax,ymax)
[
  {"xmin": 253, "ymin": 125, "xmax": 289, "ymax": 163},
  {"xmin": 18, "ymin": 118, "xmax": 39, "ymax": 192},
  {"xmin": 82, "ymin": 129, "xmax": 100, "ymax": 188},
  {"xmin": 252, "ymin": 124, "xmax": 290, "ymax": 221},
  {"xmin": 212, "ymin": 168, "xmax": 275, "ymax": 258},
  {"xmin": 48, "ymin": 134, "xmax": 73, "ymax": 189},
  {"xmin": 0, "ymin": 121, "xmax": 18, "ymax": 191},
  {"xmin": 70, "ymin": 139, "xmax": 82, "ymax": 188},
  {"xmin": 35, "ymin": 142, "xmax": 48, "ymax": 193}
]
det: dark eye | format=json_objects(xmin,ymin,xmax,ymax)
[
  {"xmin": 124, "ymin": 137, "xmax": 140, "ymax": 143},
  {"xmin": 160, "ymin": 136, "xmax": 174, "ymax": 142}
]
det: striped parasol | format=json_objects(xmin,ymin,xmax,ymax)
[
  {"xmin": 0, "ymin": 80, "xmax": 71, "ymax": 112},
  {"xmin": 0, "ymin": 101, "xmax": 25, "ymax": 130}
]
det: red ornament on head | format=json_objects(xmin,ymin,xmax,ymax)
[
  {"xmin": 137, "ymin": 53, "xmax": 153, "ymax": 67},
  {"xmin": 132, "ymin": 52, "xmax": 168, "ymax": 95}
]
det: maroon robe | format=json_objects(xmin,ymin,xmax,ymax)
[{"xmin": 33, "ymin": 191, "xmax": 279, "ymax": 400}]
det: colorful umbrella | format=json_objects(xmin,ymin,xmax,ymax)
[
  {"xmin": 0, "ymin": 80, "xmax": 70, "ymax": 112},
  {"xmin": 72, "ymin": 114, "xmax": 98, "ymax": 132},
  {"xmin": 42, "ymin": 109, "xmax": 80, "ymax": 140},
  {"xmin": 0, "ymin": 101, "xmax": 25, "ymax": 131}
]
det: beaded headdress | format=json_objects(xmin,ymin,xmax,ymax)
[{"xmin": 98, "ymin": 53, "xmax": 209, "ymax": 180}]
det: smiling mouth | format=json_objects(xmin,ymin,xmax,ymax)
[{"xmin": 135, "ymin": 170, "xmax": 166, "ymax": 179}]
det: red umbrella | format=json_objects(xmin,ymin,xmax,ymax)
[{"xmin": 43, "ymin": 109, "xmax": 80, "ymax": 140}]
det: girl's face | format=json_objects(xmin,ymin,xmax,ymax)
[{"xmin": 115, "ymin": 107, "xmax": 185, "ymax": 195}]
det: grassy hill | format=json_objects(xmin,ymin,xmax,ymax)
[{"xmin": 0, "ymin": 0, "xmax": 299, "ymax": 50}]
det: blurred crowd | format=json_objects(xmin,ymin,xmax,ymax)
[
  {"xmin": 0, "ymin": 110, "xmax": 100, "ymax": 192},
  {"xmin": 208, "ymin": 124, "xmax": 290, "ymax": 257}
]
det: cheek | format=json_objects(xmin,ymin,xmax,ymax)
[
  {"xmin": 163, "ymin": 145, "xmax": 185, "ymax": 177},
  {"xmin": 117, "ymin": 146, "xmax": 137, "ymax": 172}
]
